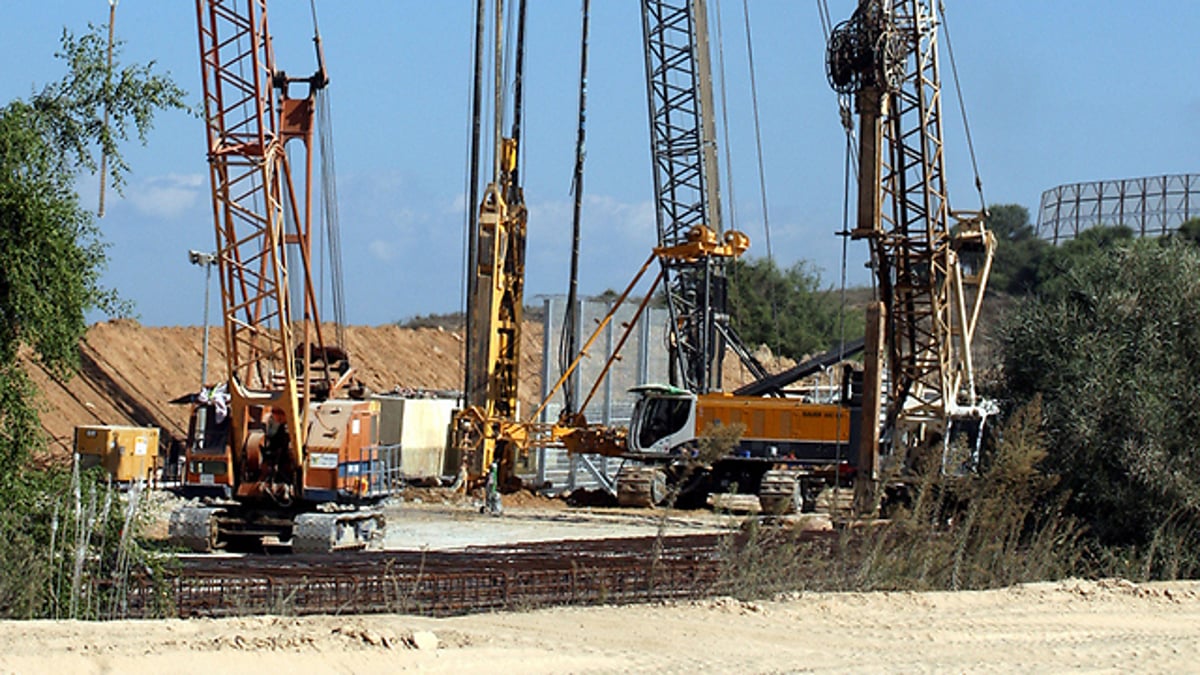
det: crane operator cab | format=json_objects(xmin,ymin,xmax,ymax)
[
  {"xmin": 259, "ymin": 406, "xmax": 292, "ymax": 485},
  {"xmin": 181, "ymin": 385, "xmax": 234, "ymax": 498},
  {"xmin": 628, "ymin": 385, "xmax": 698, "ymax": 455}
]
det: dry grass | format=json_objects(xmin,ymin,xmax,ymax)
[{"xmin": 716, "ymin": 400, "xmax": 1093, "ymax": 599}]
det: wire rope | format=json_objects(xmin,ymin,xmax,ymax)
[
  {"xmin": 831, "ymin": 84, "xmax": 857, "ymax": 516},
  {"xmin": 306, "ymin": 1, "xmax": 346, "ymax": 346},
  {"xmin": 492, "ymin": 0, "xmax": 505, "ymax": 184},
  {"xmin": 460, "ymin": 37, "xmax": 477, "ymax": 327},
  {"xmin": 317, "ymin": 89, "xmax": 347, "ymax": 344},
  {"xmin": 816, "ymin": 0, "xmax": 833, "ymax": 40},
  {"xmin": 938, "ymin": 1, "xmax": 986, "ymax": 211},
  {"xmin": 741, "ymin": 0, "xmax": 773, "ymax": 264}
]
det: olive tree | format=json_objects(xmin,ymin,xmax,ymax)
[{"xmin": 999, "ymin": 238, "xmax": 1200, "ymax": 547}]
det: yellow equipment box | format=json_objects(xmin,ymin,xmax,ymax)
[{"xmin": 74, "ymin": 425, "xmax": 160, "ymax": 483}]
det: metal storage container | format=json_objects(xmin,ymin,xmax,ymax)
[{"xmin": 74, "ymin": 425, "xmax": 160, "ymax": 483}]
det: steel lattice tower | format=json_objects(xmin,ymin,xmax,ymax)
[{"xmin": 640, "ymin": 0, "xmax": 727, "ymax": 394}]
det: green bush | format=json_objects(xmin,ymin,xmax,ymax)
[
  {"xmin": 717, "ymin": 400, "xmax": 1085, "ymax": 596},
  {"xmin": 999, "ymin": 238, "xmax": 1200, "ymax": 546},
  {"xmin": 0, "ymin": 463, "xmax": 172, "ymax": 619}
]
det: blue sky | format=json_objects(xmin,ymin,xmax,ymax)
[{"xmin": 2, "ymin": 2, "xmax": 1198, "ymax": 327}]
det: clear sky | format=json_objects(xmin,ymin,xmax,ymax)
[{"xmin": 2, "ymin": 2, "xmax": 1198, "ymax": 327}]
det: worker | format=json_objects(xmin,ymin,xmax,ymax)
[{"xmin": 262, "ymin": 407, "xmax": 290, "ymax": 481}]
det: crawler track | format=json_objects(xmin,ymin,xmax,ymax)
[{"xmin": 127, "ymin": 534, "xmax": 739, "ymax": 618}]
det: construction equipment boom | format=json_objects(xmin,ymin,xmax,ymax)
[
  {"xmin": 598, "ymin": 0, "xmax": 862, "ymax": 511},
  {"xmin": 641, "ymin": 0, "xmax": 758, "ymax": 394},
  {"xmin": 453, "ymin": 0, "xmax": 531, "ymax": 490}
]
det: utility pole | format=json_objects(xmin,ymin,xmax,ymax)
[{"xmin": 98, "ymin": 0, "xmax": 118, "ymax": 217}]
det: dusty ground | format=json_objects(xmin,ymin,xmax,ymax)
[
  {"xmin": 69, "ymin": 492, "xmax": 1200, "ymax": 673},
  {"xmin": 380, "ymin": 500, "xmax": 728, "ymax": 551},
  {"xmin": 1, "ymin": 578, "xmax": 1198, "ymax": 673}
]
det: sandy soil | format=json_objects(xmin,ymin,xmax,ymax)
[
  {"xmin": 27, "ymin": 318, "xmax": 775, "ymax": 461},
  {"xmin": 23, "ymin": 320, "xmax": 544, "ymax": 458},
  {"xmin": 1, "ymin": 578, "xmax": 1197, "ymax": 673},
  {"xmin": 379, "ymin": 500, "xmax": 728, "ymax": 551}
]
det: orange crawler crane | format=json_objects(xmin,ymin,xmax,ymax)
[{"xmin": 169, "ymin": 0, "xmax": 388, "ymax": 553}]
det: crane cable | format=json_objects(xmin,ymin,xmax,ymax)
[
  {"xmin": 712, "ymin": 0, "xmax": 763, "ymax": 381},
  {"xmin": 492, "ymin": 2, "xmax": 504, "ymax": 184},
  {"xmin": 729, "ymin": 0, "xmax": 785, "ymax": 357},
  {"xmin": 938, "ymin": 0, "xmax": 987, "ymax": 212},
  {"xmin": 832, "ymin": 105, "xmax": 855, "ymax": 492},
  {"xmin": 823, "ymin": 0, "xmax": 859, "ymax": 509},
  {"xmin": 816, "ymin": 0, "xmax": 836, "ymax": 38},
  {"xmin": 741, "ymin": 0, "xmax": 773, "ymax": 265},
  {"xmin": 310, "ymin": 0, "xmax": 347, "ymax": 346}
]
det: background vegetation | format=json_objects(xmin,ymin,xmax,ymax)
[
  {"xmin": 999, "ymin": 236, "xmax": 1200, "ymax": 570},
  {"xmin": 718, "ymin": 206, "xmax": 1200, "ymax": 597},
  {"xmin": 727, "ymin": 257, "xmax": 863, "ymax": 360}
]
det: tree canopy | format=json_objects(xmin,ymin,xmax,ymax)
[
  {"xmin": 0, "ymin": 22, "xmax": 186, "ymax": 619},
  {"xmin": 980, "ymin": 203, "xmax": 1048, "ymax": 295},
  {"xmin": 1, "ymin": 25, "xmax": 186, "ymax": 374},
  {"xmin": 727, "ymin": 257, "xmax": 862, "ymax": 360}
]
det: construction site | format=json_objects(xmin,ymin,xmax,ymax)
[{"xmin": 4, "ymin": 0, "xmax": 1200, "ymax": 671}]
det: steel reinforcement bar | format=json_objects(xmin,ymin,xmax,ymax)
[{"xmin": 124, "ymin": 534, "xmax": 732, "ymax": 618}]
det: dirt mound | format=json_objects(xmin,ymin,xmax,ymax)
[
  {"xmin": 24, "ymin": 320, "xmax": 543, "ymax": 459},
  {"xmin": 500, "ymin": 488, "xmax": 567, "ymax": 510},
  {"xmin": 25, "ymin": 317, "xmax": 781, "ymax": 461},
  {"xmin": 565, "ymin": 487, "xmax": 619, "ymax": 508}
]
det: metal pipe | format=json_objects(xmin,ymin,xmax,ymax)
[
  {"xmin": 562, "ymin": 0, "xmax": 591, "ymax": 415},
  {"xmin": 531, "ymin": 254, "xmax": 659, "ymax": 423},
  {"xmin": 464, "ymin": 0, "xmax": 487, "ymax": 401},
  {"xmin": 189, "ymin": 250, "xmax": 217, "ymax": 389},
  {"xmin": 202, "ymin": 261, "xmax": 212, "ymax": 388}
]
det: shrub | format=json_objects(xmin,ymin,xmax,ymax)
[
  {"xmin": 999, "ymin": 238, "xmax": 1200, "ymax": 545},
  {"xmin": 717, "ymin": 400, "xmax": 1085, "ymax": 596}
]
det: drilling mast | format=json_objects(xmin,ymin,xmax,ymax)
[
  {"xmin": 827, "ymin": 0, "xmax": 995, "ymax": 481},
  {"xmin": 457, "ymin": 0, "xmax": 530, "ymax": 485}
]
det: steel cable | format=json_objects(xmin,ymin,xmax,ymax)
[
  {"xmin": 938, "ymin": 1, "xmax": 987, "ymax": 211},
  {"xmin": 741, "ymin": 0, "xmax": 773, "ymax": 264}
]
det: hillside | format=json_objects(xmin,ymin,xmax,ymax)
[
  {"xmin": 23, "ymin": 320, "xmax": 542, "ymax": 457},
  {"xmin": 24, "ymin": 319, "xmax": 781, "ymax": 459}
]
